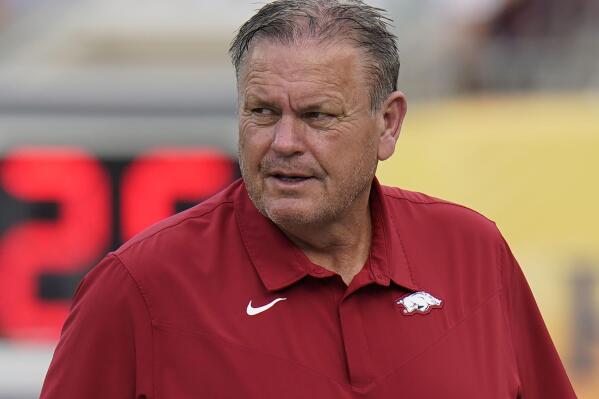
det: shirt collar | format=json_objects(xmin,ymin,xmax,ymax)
[
  {"xmin": 369, "ymin": 178, "xmax": 420, "ymax": 291},
  {"xmin": 234, "ymin": 178, "xmax": 420, "ymax": 292}
]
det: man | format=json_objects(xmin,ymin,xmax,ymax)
[{"xmin": 41, "ymin": 1, "xmax": 576, "ymax": 398}]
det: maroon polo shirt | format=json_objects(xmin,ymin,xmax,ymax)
[{"xmin": 40, "ymin": 179, "xmax": 576, "ymax": 398}]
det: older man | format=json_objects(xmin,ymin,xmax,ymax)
[{"xmin": 41, "ymin": 1, "xmax": 576, "ymax": 398}]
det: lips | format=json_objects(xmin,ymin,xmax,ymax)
[
  {"xmin": 271, "ymin": 176, "xmax": 312, "ymax": 185},
  {"xmin": 267, "ymin": 170, "xmax": 314, "ymax": 184},
  {"xmin": 269, "ymin": 169, "xmax": 312, "ymax": 178},
  {"xmin": 272, "ymin": 175, "xmax": 310, "ymax": 182}
]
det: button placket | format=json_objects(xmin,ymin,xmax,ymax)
[{"xmin": 338, "ymin": 294, "xmax": 375, "ymax": 390}]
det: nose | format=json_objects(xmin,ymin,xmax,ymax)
[{"xmin": 271, "ymin": 114, "xmax": 305, "ymax": 156}]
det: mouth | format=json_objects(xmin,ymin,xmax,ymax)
[
  {"xmin": 273, "ymin": 175, "xmax": 310, "ymax": 182},
  {"xmin": 268, "ymin": 172, "xmax": 314, "ymax": 185}
]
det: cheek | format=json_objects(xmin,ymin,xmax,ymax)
[
  {"xmin": 311, "ymin": 126, "xmax": 377, "ymax": 174},
  {"xmin": 238, "ymin": 124, "xmax": 273, "ymax": 168}
]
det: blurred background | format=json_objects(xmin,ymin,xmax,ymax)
[{"xmin": 0, "ymin": 0, "xmax": 597, "ymax": 397}]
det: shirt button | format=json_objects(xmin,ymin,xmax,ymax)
[{"xmin": 375, "ymin": 273, "xmax": 389, "ymax": 285}]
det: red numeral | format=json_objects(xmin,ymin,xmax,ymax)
[
  {"xmin": 0, "ymin": 148, "xmax": 110, "ymax": 340},
  {"xmin": 121, "ymin": 148, "xmax": 234, "ymax": 240},
  {"xmin": 0, "ymin": 147, "xmax": 234, "ymax": 340}
]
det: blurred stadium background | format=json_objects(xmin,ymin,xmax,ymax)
[{"xmin": 0, "ymin": 0, "xmax": 597, "ymax": 397}]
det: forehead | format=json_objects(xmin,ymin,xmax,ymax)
[{"xmin": 239, "ymin": 40, "xmax": 368, "ymax": 96}]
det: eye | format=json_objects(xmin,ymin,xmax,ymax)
[
  {"xmin": 248, "ymin": 107, "xmax": 279, "ymax": 125},
  {"xmin": 302, "ymin": 111, "xmax": 338, "ymax": 129},
  {"xmin": 252, "ymin": 108, "xmax": 276, "ymax": 116},
  {"xmin": 303, "ymin": 111, "xmax": 333, "ymax": 120}
]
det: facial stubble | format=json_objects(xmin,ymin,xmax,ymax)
[{"xmin": 238, "ymin": 134, "xmax": 378, "ymax": 229}]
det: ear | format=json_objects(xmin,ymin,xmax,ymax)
[{"xmin": 377, "ymin": 91, "xmax": 407, "ymax": 161}]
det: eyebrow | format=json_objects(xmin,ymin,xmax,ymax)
[
  {"xmin": 244, "ymin": 92, "xmax": 344, "ymax": 112},
  {"xmin": 294, "ymin": 98, "xmax": 345, "ymax": 117},
  {"xmin": 244, "ymin": 93, "xmax": 271, "ymax": 104},
  {"xmin": 241, "ymin": 95, "xmax": 280, "ymax": 115}
]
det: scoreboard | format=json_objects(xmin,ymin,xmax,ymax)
[
  {"xmin": 0, "ymin": 90, "xmax": 241, "ymax": 343},
  {"xmin": 0, "ymin": 146, "xmax": 238, "ymax": 340}
]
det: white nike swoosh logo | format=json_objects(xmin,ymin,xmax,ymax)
[{"xmin": 246, "ymin": 297, "xmax": 287, "ymax": 316}]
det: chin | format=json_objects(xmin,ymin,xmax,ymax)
[
  {"xmin": 264, "ymin": 202, "xmax": 313, "ymax": 225},
  {"xmin": 262, "ymin": 197, "xmax": 340, "ymax": 228}
]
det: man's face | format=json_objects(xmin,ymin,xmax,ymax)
[{"xmin": 238, "ymin": 40, "xmax": 383, "ymax": 227}]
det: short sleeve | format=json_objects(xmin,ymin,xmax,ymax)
[
  {"xmin": 498, "ymin": 236, "xmax": 576, "ymax": 398},
  {"xmin": 40, "ymin": 254, "xmax": 153, "ymax": 399}
]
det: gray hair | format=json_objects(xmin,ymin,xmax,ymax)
[{"xmin": 229, "ymin": 0, "xmax": 400, "ymax": 112}]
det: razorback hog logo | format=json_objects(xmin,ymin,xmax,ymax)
[{"xmin": 396, "ymin": 291, "xmax": 443, "ymax": 315}]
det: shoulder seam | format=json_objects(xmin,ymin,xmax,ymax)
[
  {"xmin": 108, "ymin": 253, "xmax": 154, "ymax": 322},
  {"xmin": 108, "ymin": 253, "xmax": 156, "ymax": 397},
  {"xmin": 495, "ymin": 238, "xmax": 522, "ymax": 392},
  {"xmin": 118, "ymin": 200, "xmax": 234, "ymax": 256},
  {"xmin": 383, "ymin": 192, "xmax": 495, "ymax": 224}
]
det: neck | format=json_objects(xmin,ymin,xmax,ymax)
[{"xmin": 277, "ymin": 192, "xmax": 373, "ymax": 285}]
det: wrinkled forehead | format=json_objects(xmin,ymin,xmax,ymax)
[{"xmin": 237, "ymin": 39, "xmax": 370, "ymax": 93}]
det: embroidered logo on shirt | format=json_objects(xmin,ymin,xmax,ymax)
[
  {"xmin": 396, "ymin": 291, "xmax": 443, "ymax": 315},
  {"xmin": 246, "ymin": 298, "xmax": 287, "ymax": 316}
]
